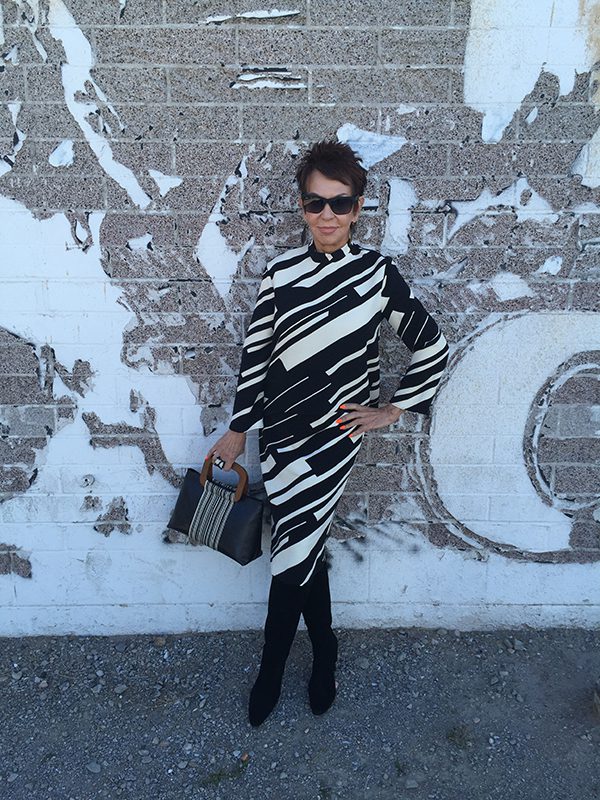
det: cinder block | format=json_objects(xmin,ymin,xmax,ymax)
[
  {"xmin": 166, "ymin": 0, "xmax": 307, "ymax": 26},
  {"xmin": 101, "ymin": 212, "xmax": 176, "ymax": 246},
  {"xmin": 571, "ymin": 281, "xmax": 600, "ymax": 312},
  {"xmin": 0, "ymin": 377, "xmax": 49, "ymax": 405},
  {"xmin": 379, "ymin": 0, "xmax": 452, "ymax": 26},
  {"xmin": 452, "ymin": 0, "xmax": 471, "ymax": 26},
  {"xmin": 112, "ymin": 103, "xmax": 240, "ymax": 143},
  {"xmin": 0, "ymin": 64, "xmax": 27, "ymax": 101},
  {"xmin": 554, "ymin": 465, "xmax": 600, "ymax": 494},
  {"xmin": 239, "ymin": 29, "xmax": 379, "ymax": 66},
  {"xmin": 569, "ymin": 521, "xmax": 600, "ymax": 549},
  {"xmin": 375, "ymin": 143, "xmax": 449, "ymax": 178},
  {"xmin": 311, "ymin": 67, "xmax": 450, "ymax": 104},
  {"xmin": 553, "ymin": 377, "xmax": 600, "ymax": 405},
  {"xmin": 2, "ymin": 173, "xmax": 105, "ymax": 209},
  {"xmin": 381, "ymin": 29, "xmax": 466, "ymax": 66},
  {"xmin": 538, "ymin": 436, "xmax": 600, "ymax": 465},
  {"xmin": 241, "ymin": 104, "xmax": 377, "ymax": 141},
  {"xmin": 559, "ymin": 405, "xmax": 600, "ymax": 437},
  {"xmin": 346, "ymin": 464, "xmax": 417, "ymax": 493},
  {"xmin": 518, "ymin": 103, "xmax": 600, "ymax": 143},
  {"xmin": 365, "ymin": 434, "xmax": 416, "ymax": 464},
  {"xmin": 89, "ymin": 66, "xmax": 168, "ymax": 103},
  {"xmin": 94, "ymin": 28, "xmax": 237, "ymax": 65},
  {"xmin": 17, "ymin": 103, "xmax": 83, "ymax": 140},
  {"xmin": 449, "ymin": 142, "xmax": 583, "ymax": 178},
  {"xmin": 381, "ymin": 104, "xmax": 482, "ymax": 142},
  {"xmin": 61, "ymin": 0, "xmax": 163, "ymax": 25}
]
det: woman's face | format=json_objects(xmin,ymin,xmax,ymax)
[{"xmin": 299, "ymin": 169, "xmax": 364, "ymax": 253}]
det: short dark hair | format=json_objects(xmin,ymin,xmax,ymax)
[{"xmin": 295, "ymin": 139, "xmax": 367, "ymax": 196}]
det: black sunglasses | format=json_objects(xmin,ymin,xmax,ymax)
[{"xmin": 301, "ymin": 193, "xmax": 359, "ymax": 215}]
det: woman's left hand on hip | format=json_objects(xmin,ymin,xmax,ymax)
[{"xmin": 335, "ymin": 402, "xmax": 404, "ymax": 437}]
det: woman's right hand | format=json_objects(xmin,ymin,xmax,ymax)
[{"xmin": 205, "ymin": 428, "xmax": 247, "ymax": 472}]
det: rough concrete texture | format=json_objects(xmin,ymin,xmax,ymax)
[
  {"xmin": 1, "ymin": 627, "xmax": 600, "ymax": 799},
  {"xmin": 0, "ymin": 0, "xmax": 599, "ymax": 635}
]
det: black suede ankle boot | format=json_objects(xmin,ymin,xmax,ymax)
[
  {"xmin": 248, "ymin": 574, "xmax": 307, "ymax": 727},
  {"xmin": 301, "ymin": 564, "xmax": 338, "ymax": 715}
]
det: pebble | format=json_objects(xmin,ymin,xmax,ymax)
[
  {"xmin": 7, "ymin": 772, "xmax": 18, "ymax": 783},
  {"xmin": 114, "ymin": 684, "xmax": 127, "ymax": 694},
  {"xmin": 86, "ymin": 761, "xmax": 101, "ymax": 774}
]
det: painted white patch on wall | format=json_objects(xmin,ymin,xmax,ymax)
[
  {"xmin": 238, "ymin": 9, "xmax": 300, "ymax": 19},
  {"xmin": 47, "ymin": 0, "xmax": 151, "ymax": 209},
  {"xmin": 0, "ymin": 100, "xmax": 26, "ymax": 177},
  {"xmin": 430, "ymin": 312, "xmax": 600, "ymax": 551},
  {"xmin": 447, "ymin": 177, "xmax": 558, "ymax": 240},
  {"xmin": 148, "ymin": 169, "xmax": 183, "ymax": 197},
  {"xmin": 525, "ymin": 107, "xmax": 538, "ymax": 125},
  {"xmin": 381, "ymin": 178, "xmax": 417, "ymax": 255},
  {"xmin": 0, "ymin": 194, "xmax": 210, "ymax": 597},
  {"xmin": 571, "ymin": 126, "xmax": 600, "ymax": 188},
  {"xmin": 464, "ymin": 0, "xmax": 596, "ymax": 142},
  {"xmin": 536, "ymin": 255, "xmax": 563, "ymax": 275},
  {"xmin": 128, "ymin": 233, "xmax": 153, "ymax": 250},
  {"xmin": 194, "ymin": 157, "xmax": 254, "ymax": 299},
  {"xmin": 336, "ymin": 124, "xmax": 407, "ymax": 169},
  {"xmin": 488, "ymin": 272, "xmax": 535, "ymax": 301},
  {"xmin": 48, "ymin": 139, "xmax": 74, "ymax": 167}
]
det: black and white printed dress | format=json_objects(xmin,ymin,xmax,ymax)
[{"xmin": 229, "ymin": 241, "xmax": 449, "ymax": 587}]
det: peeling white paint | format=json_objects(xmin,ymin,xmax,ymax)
[
  {"xmin": 447, "ymin": 177, "xmax": 558, "ymax": 240},
  {"xmin": 0, "ymin": 192, "xmax": 203, "ymax": 575},
  {"xmin": 48, "ymin": 139, "xmax": 74, "ymax": 167},
  {"xmin": 232, "ymin": 72, "xmax": 306, "ymax": 90},
  {"xmin": 3, "ymin": 44, "xmax": 19, "ymax": 63},
  {"xmin": 571, "ymin": 127, "xmax": 600, "ymax": 188},
  {"xmin": 536, "ymin": 255, "xmax": 563, "ymax": 275},
  {"xmin": 336, "ymin": 124, "xmax": 407, "ymax": 169},
  {"xmin": 205, "ymin": 14, "xmax": 234, "ymax": 24},
  {"xmin": 47, "ymin": 0, "xmax": 151, "ymax": 209},
  {"xmin": 464, "ymin": 0, "xmax": 597, "ymax": 142},
  {"xmin": 74, "ymin": 219, "xmax": 87, "ymax": 243},
  {"xmin": 525, "ymin": 107, "xmax": 538, "ymax": 125},
  {"xmin": 148, "ymin": 169, "xmax": 183, "ymax": 197},
  {"xmin": 488, "ymin": 272, "xmax": 535, "ymax": 301},
  {"xmin": 238, "ymin": 9, "xmax": 300, "ymax": 19},
  {"xmin": 0, "ymin": 100, "xmax": 26, "ymax": 177},
  {"xmin": 0, "ymin": 3, "xmax": 4, "ymax": 47},
  {"xmin": 13, "ymin": 0, "xmax": 47, "ymax": 61},
  {"xmin": 381, "ymin": 178, "xmax": 417, "ymax": 255},
  {"xmin": 128, "ymin": 233, "xmax": 153, "ymax": 250},
  {"xmin": 396, "ymin": 104, "xmax": 417, "ymax": 116},
  {"xmin": 194, "ymin": 156, "xmax": 255, "ymax": 299}
]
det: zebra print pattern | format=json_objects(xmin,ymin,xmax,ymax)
[{"xmin": 230, "ymin": 241, "xmax": 449, "ymax": 586}]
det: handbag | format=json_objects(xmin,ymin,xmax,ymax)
[{"xmin": 167, "ymin": 459, "xmax": 263, "ymax": 566}]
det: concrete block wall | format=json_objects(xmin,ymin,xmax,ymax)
[{"xmin": 0, "ymin": 0, "xmax": 599, "ymax": 636}]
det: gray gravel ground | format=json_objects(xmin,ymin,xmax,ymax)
[{"xmin": 1, "ymin": 626, "xmax": 600, "ymax": 800}]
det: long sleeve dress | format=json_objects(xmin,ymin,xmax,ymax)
[{"xmin": 229, "ymin": 240, "xmax": 449, "ymax": 587}]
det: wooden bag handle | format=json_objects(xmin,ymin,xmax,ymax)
[{"xmin": 199, "ymin": 459, "xmax": 248, "ymax": 503}]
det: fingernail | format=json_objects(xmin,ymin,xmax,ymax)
[
  {"xmin": 335, "ymin": 418, "xmax": 342, "ymax": 424},
  {"xmin": 340, "ymin": 425, "xmax": 346, "ymax": 430},
  {"xmin": 340, "ymin": 404, "xmax": 346, "ymax": 409}
]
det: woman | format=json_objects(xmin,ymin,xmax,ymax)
[{"xmin": 205, "ymin": 140, "xmax": 449, "ymax": 727}]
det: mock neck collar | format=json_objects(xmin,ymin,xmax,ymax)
[{"xmin": 307, "ymin": 240, "xmax": 360, "ymax": 264}]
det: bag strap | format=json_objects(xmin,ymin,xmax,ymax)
[{"xmin": 200, "ymin": 459, "xmax": 248, "ymax": 502}]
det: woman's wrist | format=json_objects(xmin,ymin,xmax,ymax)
[{"xmin": 228, "ymin": 426, "xmax": 247, "ymax": 436}]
